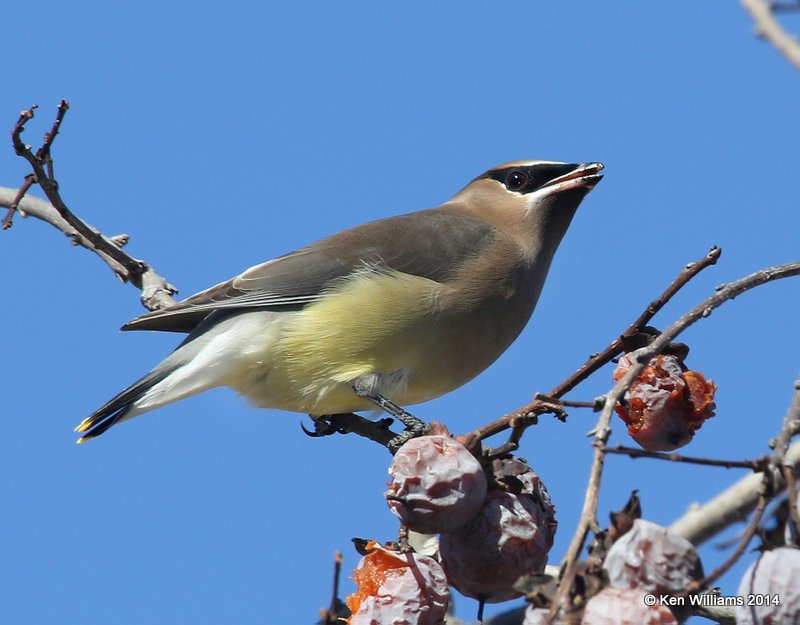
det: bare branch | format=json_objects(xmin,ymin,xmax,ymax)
[
  {"xmin": 3, "ymin": 103, "xmax": 178, "ymax": 312},
  {"xmin": 1, "ymin": 175, "xmax": 35, "ymax": 229},
  {"xmin": 0, "ymin": 186, "xmax": 178, "ymax": 312},
  {"xmin": 679, "ymin": 376, "xmax": 800, "ymax": 592},
  {"xmin": 34, "ymin": 98, "xmax": 68, "ymax": 162},
  {"xmin": 772, "ymin": 375, "xmax": 800, "ymax": 467},
  {"xmin": 688, "ymin": 491, "xmax": 767, "ymax": 592},
  {"xmin": 317, "ymin": 550, "xmax": 348, "ymax": 625},
  {"xmin": 670, "ymin": 441, "xmax": 800, "ymax": 545},
  {"xmin": 741, "ymin": 0, "xmax": 800, "ymax": 70},
  {"xmin": 471, "ymin": 246, "xmax": 722, "ymax": 445},
  {"xmin": 551, "ymin": 263, "xmax": 800, "ymax": 616},
  {"xmin": 605, "ymin": 444, "xmax": 768, "ymax": 471}
]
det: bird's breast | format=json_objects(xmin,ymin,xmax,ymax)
[{"xmin": 228, "ymin": 264, "xmax": 539, "ymax": 414}]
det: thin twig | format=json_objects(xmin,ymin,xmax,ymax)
[
  {"xmin": 35, "ymin": 99, "xmax": 68, "ymax": 162},
  {"xmin": 3, "ymin": 102, "xmax": 178, "ymax": 311},
  {"xmin": 604, "ymin": 444, "xmax": 768, "ymax": 470},
  {"xmin": 535, "ymin": 393, "xmax": 599, "ymax": 410},
  {"xmin": 551, "ymin": 262, "xmax": 800, "ymax": 618},
  {"xmin": 670, "ymin": 440, "xmax": 800, "ymax": 545},
  {"xmin": 1, "ymin": 174, "xmax": 36, "ymax": 230},
  {"xmin": 318, "ymin": 550, "xmax": 348, "ymax": 625},
  {"xmin": 774, "ymin": 376, "xmax": 800, "ymax": 542},
  {"xmin": 741, "ymin": 0, "xmax": 800, "ymax": 70},
  {"xmin": 12, "ymin": 103, "xmax": 148, "ymax": 280},
  {"xmin": 330, "ymin": 550, "xmax": 343, "ymax": 615},
  {"xmin": 772, "ymin": 376, "xmax": 800, "ymax": 465},
  {"xmin": 0, "ymin": 186, "xmax": 127, "ymax": 266},
  {"xmin": 673, "ymin": 374, "xmax": 800, "ymax": 596},
  {"xmin": 551, "ymin": 246, "xmax": 722, "ymax": 400},
  {"xmin": 684, "ymin": 378, "xmax": 800, "ymax": 592},
  {"xmin": 687, "ymin": 496, "xmax": 767, "ymax": 593},
  {"xmin": 471, "ymin": 247, "xmax": 722, "ymax": 445}
]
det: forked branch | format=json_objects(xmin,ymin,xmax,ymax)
[
  {"xmin": 552, "ymin": 265, "xmax": 800, "ymax": 617},
  {"xmin": 2, "ymin": 102, "xmax": 177, "ymax": 311}
]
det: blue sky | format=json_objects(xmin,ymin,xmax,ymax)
[{"xmin": 2, "ymin": 3, "xmax": 799, "ymax": 623}]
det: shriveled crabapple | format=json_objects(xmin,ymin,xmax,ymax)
[
  {"xmin": 346, "ymin": 541, "xmax": 450, "ymax": 625},
  {"xmin": 613, "ymin": 353, "xmax": 716, "ymax": 452},
  {"xmin": 603, "ymin": 519, "xmax": 703, "ymax": 595},
  {"xmin": 581, "ymin": 588, "xmax": 677, "ymax": 625},
  {"xmin": 439, "ymin": 472, "xmax": 557, "ymax": 604},
  {"xmin": 735, "ymin": 547, "xmax": 800, "ymax": 625},
  {"xmin": 386, "ymin": 434, "xmax": 487, "ymax": 533},
  {"xmin": 491, "ymin": 455, "xmax": 557, "ymax": 533}
]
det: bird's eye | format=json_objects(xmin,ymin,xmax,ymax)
[{"xmin": 506, "ymin": 170, "xmax": 528, "ymax": 191}]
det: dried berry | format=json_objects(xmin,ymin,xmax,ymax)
[
  {"xmin": 439, "ymin": 488, "xmax": 555, "ymax": 603},
  {"xmin": 387, "ymin": 434, "xmax": 487, "ymax": 533},
  {"xmin": 735, "ymin": 547, "xmax": 800, "ymax": 625},
  {"xmin": 604, "ymin": 519, "xmax": 703, "ymax": 594},
  {"xmin": 613, "ymin": 353, "xmax": 716, "ymax": 451},
  {"xmin": 491, "ymin": 455, "xmax": 558, "ymax": 543},
  {"xmin": 346, "ymin": 541, "xmax": 449, "ymax": 625},
  {"xmin": 581, "ymin": 588, "xmax": 677, "ymax": 625}
]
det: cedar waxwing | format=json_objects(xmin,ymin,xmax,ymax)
[{"xmin": 75, "ymin": 160, "xmax": 603, "ymax": 443}]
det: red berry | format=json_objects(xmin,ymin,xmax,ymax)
[
  {"xmin": 613, "ymin": 353, "xmax": 716, "ymax": 451},
  {"xmin": 346, "ymin": 541, "xmax": 450, "ymax": 625}
]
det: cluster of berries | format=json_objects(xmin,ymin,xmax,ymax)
[
  {"xmin": 344, "ymin": 350, "xmax": 799, "ymax": 624},
  {"xmin": 347, "ymin": 433, "xmax": 555, "ymax": 623}
]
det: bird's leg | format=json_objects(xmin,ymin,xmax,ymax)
[{"xmin": 350, "ymin": 384, "xmax": 426, "ymax": 447}]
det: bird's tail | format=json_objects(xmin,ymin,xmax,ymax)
[
  {"xmin": 74, "ymin": 368, "xmax": 174, "ymax": 443},
  {"xmin": 74, "ymin": 310, "xmax": 277, "ymax": 443}
]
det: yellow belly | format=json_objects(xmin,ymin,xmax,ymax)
[{"xmin": 225, "ymin": 269, "xmax": 467, "ymax": 414}]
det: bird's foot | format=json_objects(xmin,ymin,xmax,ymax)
[
  {"xmin": 350, "ymin": 385, "xmax": 427, "ymax": 440},
  {"xmin": 303, "ymin": 388, "xmax": 427, "ymax": 453},
  {"xmin": 303, "ymin": 412, "xmax": 400, "ymax": 450}
]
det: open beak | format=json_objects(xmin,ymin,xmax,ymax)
[{"xmin": 543, "ymin": 162, "xmax": 604, "ymax": 193}]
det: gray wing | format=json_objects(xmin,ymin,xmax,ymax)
[
  {"xmin": 123, "ymin": 207, "xmax": 497, "ymax": 333},
  {"xmin": 123, "ymin": 249, "xmax": 350, "ymax": 332}
]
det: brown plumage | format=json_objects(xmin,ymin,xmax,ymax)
[{"xmin": 76, "ymin": 160, "xmax": 603, "ymax": 442}]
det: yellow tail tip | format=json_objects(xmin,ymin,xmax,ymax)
[
  {"xmin": 75, "ymin": 420, "xmax": 92, "ymax": 433},
  {"xmin": 76, "ymin": 435, "xmax": 90, "ymax": 445}
]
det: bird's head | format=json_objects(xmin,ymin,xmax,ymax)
[{"xmin": 447, "ymin": 160, "xmax": 604, "ymax": 257}]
